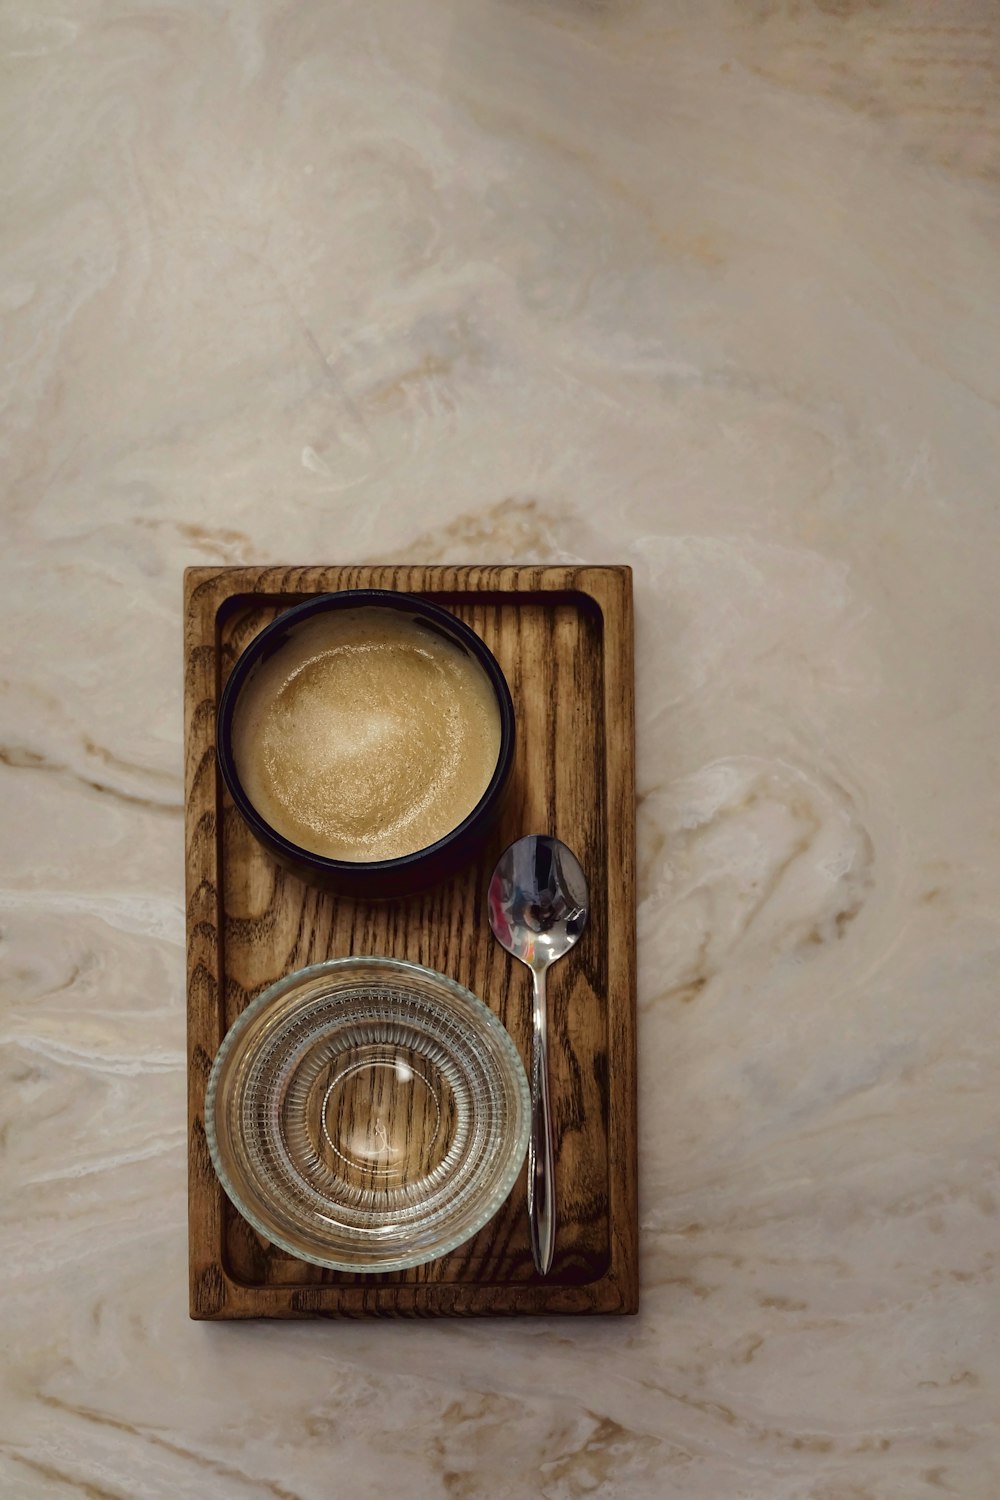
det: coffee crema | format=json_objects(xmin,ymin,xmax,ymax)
[{"xmin": 232, "ymin": 608, "xmax": 502, "ymax": 863}]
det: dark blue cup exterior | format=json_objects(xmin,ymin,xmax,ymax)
[{"xmin": 216, "ymin": 590, "xmax": 516, "ymax": 898}]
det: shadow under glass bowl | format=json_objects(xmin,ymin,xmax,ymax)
[{"xmin": 206, "ymin": 957, "xmax": 530, "ymax": 1273}]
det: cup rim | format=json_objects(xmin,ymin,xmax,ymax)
[{"xmin": 216, "ymin": 588, "xmax": 516, "ymax": 875}]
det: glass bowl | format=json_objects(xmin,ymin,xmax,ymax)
[{"xmin": 206, "ymin": 957, "xmax": 530, "ymax": 1273}]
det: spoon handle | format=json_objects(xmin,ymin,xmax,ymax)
[{"xmin": 528, "ymin": 965, "xmax": 555, "ymax": 1275}]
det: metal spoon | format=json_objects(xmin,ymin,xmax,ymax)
[{"xmin": 487, "ymin": 835, "xmax": 589, "ymax": 1275}]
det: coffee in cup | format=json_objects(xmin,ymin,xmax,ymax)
[{"xmin": 231, "ymin": 607, "xmax": 502, "ymax": 863}]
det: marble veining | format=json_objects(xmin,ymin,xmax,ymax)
[{"xmin": 2, "ymin": 0, "xmax": 999, "ymax": 1495}]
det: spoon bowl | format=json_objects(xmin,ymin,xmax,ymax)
[{"xmin": 489, "ymin": 839, "xmax": 588, "ymax": 970}]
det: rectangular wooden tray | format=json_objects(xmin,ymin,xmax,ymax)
[{"xmin": 184, "ymin": 565, "xmax": 637, "ymax": 1317}]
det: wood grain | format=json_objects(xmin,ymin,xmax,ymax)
[{"xmin": 184, "ymin": 565, "xmax": 637, "ymax": 1317}]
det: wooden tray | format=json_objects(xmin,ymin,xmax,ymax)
[{"xmin": 184, "ymin": 565, "xmax": 637, "ymax": 1317}]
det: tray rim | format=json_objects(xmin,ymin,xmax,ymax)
[{"xmin": 184, "ymin": 563, "xmax": 637, "ymax": 1318}]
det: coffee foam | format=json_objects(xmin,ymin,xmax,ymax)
[{"xmin": 232, "ymin": 608, "xmax": 502, "ymax": 862}]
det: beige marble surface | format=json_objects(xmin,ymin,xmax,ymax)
[{"xmin": 2, "ymin": 0, "xmax": 1000, "ymax": 1495}]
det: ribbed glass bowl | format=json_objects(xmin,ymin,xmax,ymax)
[{"xmin": 206, "ymin": 957, "xmax": 530, "ymax": 1272}]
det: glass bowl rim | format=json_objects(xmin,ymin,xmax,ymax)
[{"xmin": 205, "ymin": 956, "xmax": 531, "ymax": 1273}]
